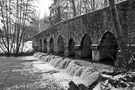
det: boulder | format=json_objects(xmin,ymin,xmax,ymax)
[
  {"xmin": 68, "ymin": 81, "xmax": 90, "ymax": 90},
  {"xmin": 83, "ymin": 72, "xmax": 100, "ymax": 85},
  {"xmin": 68, "ymin": 81, "xmax": 78, "ymax": 90},
  {"xmin": 78, "ymin": 84, "xmax": 89, "ymax": 90}
]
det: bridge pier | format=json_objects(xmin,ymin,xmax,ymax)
[
  {"xmin": 56, "ymin": 35, "xmax": 65, "ymax": 55},
  {"xmin": 75, "ymin": 45, "xmax": 81, "ymax": 59},
  {"xmin": 64, "ymin": 47, "xmax": 69, "ymax": 56},
  {"xmin": 91, "ymin": 44, "xmax": 100, "ymax": 61}
]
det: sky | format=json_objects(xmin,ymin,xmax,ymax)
[{"xmin": 37, "ymin": 0, "xmax": 53, "ymax": 19}]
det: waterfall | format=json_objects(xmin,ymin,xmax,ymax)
[{"xmin": 34, "ymin": 52, "xmax": 114, "ymax": 82}]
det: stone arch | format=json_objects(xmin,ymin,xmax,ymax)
[
  {"xmin": 44, "ymin": 39, "xmax": 47, "ymax": 53},
  {"xmin": 68, "ymin": 38, "xmax": 75, "ymax": 57},
  {"xmin": 49, "ymin": 37, "xmax": 54, "ymax": 53},
  {"xmin": 99, "ymin": 31, "xmax": 118, "ymax": 63},
  {"xmin": 39, "ymin": 39, "xmax": 42, "ymax": 52},
  {"xmin": 57, "ymin": 35, "xmax": 64, "ymax": 54},
  {"xmin": 80, "ymin": 34, "xmax": 92, "ymax": 59}
]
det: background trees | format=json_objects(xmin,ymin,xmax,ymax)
[
  {"xmin": 0, "ymin": 0, "xmax": 38, "ymax": 54},
  {"xmin": 49, "ymin": 0, "xmax": 126, "ymax": 24}
]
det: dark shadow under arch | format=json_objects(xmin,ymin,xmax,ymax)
[
  {"xmin": 49, "ymin": 37, "xmax": 54, "ymax": 53},
  {"xmin": 44, "ymin": 39, "xmax": 47, "ymax": 53},
  {"xmin": 99, "ymin": 31, "xmax": 118, "ymax": 64},
  {"xmin": 39, "ymin": 39, "xmax": 42, "ymax": 52},
  {"xmin": 68, "ymin": 38, "xmax": 75, "ymax": 57},
  {"xmin": 80, "ymin": 34, "xmax": 92, "ymax": 59},
  {"xmin": 57, "ymin": 35, "xmax": 64, "ymax": 54}
]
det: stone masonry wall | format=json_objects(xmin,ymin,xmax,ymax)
[{"xmin": 32, "ymin": 0, "xmax": 135, "ymax": 61}]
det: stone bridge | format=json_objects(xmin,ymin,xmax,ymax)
[{"xmin": 32, "ymin": 1, "xmax": 135, "ymax": 63}]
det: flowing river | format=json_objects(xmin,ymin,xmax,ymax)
[{"xmin": 0, "ymin": 52, "xmax": 113, "ymax": 90}]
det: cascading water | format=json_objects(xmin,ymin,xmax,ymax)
[{"xmin": 33, "ymin": 52, "xmax": 114, "ymax": 86}]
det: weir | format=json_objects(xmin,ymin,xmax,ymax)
[{"xmin": 34, "ymin": 52, "xmax": 114, "ymax": 85}]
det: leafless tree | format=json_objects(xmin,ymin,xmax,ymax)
[{"xmin": 0, "ymin": 0, "xmax": 37, "ymax": 55}]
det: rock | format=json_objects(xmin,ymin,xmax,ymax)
[
  {"xmin": 68, "ymin": 81, "xmax": 78, "ymax": 90},
  {"xmin": 101, "ymin": 73, "xmax": 112, "ymax": 80},
  {"xmin": 78, "ymin": 84, "xmax": 89, "ymax": 90},
  {"xmin": 88, "ymin": 72, "xmax": 101, "ymax": 89},
  {"xmin": 133, "ymin": 87, "xmax": 135, "ymax": 90},
  {"xmin": 84, "ymin": 72, "xmax": 100, "ymax": 85},
  {"xmin": 102, "ymin": 70, "xmax": 121, "ymax": 76},
  {"xmin": 68, "ymin": 81, "xmax": 90, "ymax": 90},
  {"xmin": 93, "ymin": 83, "xmax": 102, "ymax": 90}
]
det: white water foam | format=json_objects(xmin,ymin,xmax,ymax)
[{"xmin": 34, "ymin": 52, "xmax": 114, "ymax": 87}]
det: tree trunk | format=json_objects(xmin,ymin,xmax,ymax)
[
  {"xmin": 108, "ymin": 0, "xmax": 129, "ymax": 70},
  {"xmin": 71, "ymin": 0, "xmax": 76, "ymax": 17},
  {"xmin": 91, "ymin": 0, "xmax": 95, "ymax": 11},
  {"xmin": 57, "ymin": 5, "xmax": 61, "ymax": 22}
]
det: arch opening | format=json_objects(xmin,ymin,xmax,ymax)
[
  {"xmin": 99, "ymin": 31, "xmax": 118, "ymax": 64},
  {"xmin": 80, "ymin": 34, "xmax": 92, "ymax": 59},
  {"xmin": 44, "ymin": 39, "xmax": 47, "ymax": 53},
  {"xmin": 68, "ymin": 38, "xmax": 75, "ymax": 57},
  {"xmin": 49, "ymin": 38, "xmax": 54, "ymax": 53},
  {"xmin": 57, "ymin": 35, "xmax": 64, "ymax": 55},
  {"xmin": 39, "ymin": 39, "xmax": 42, "ymax": 52}
]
